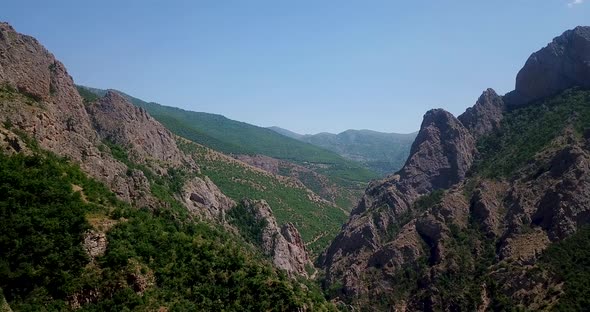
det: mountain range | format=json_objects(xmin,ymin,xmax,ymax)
[
  {"xmin": 321, "ymin": 25, "xmax": 590, "ymax": 311},
  {"xmin": 1, "ymin": 20, "xmax": 590, "ymax": 312},
  {"xmin": 269, "ymin": 126, "xmax": 417, "ymax": 175}
]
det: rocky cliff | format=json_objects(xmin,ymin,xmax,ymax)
[
  {"xmin": 321, "ymin": 25, "xmax": 590, "ymax": 310},
  {"xmin": 0, "ymin": 22, "xmax": 312, "ymax": 280},
  {"xmin": 505, "ymin": 26, "xmax": 590, "ymax": 106},
  {"xmin": 241, "ymin": 200, "xmax": 314, "ymax": 277},
  {"xmin": 321, "ymin": 107, "xmax": 478, "ymax": 297},
  {"xmin": 0, "ymin": 22, "xmax": 134, "ymax": 200},
  {"xmin": 86, "ymin": 90, "xmax": 193, "ymax": 169}
]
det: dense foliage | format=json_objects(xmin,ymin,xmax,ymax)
[
  {"xmin": 227, "ymin": 202, "xmax": 268, "ymax": 246},
  {"xmin": 475, "ymin": 88, "xmax": 590, "ymax": 178},
  {"xmin": 178, "ymin": 140, "xmax": 348, "ymax": 255},
  {"xmin": 541, "ymin": 226, "xmax": 590, "ymax": 311},
  {"xmin": 0, "ymin": 149, "xmax": 335, "ymax": 311},
  {"xmin": 289, "ymin": 129, "xmax": 416, "ymax": 176}
]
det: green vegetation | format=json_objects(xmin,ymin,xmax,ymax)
[
  {"xmin": 0, "ymin": 147, "xmax": 335, "ymax": 310},
  {"xmin": 271, "ymin": 128, "xmax": 417, "ymax": 176},
  {"xmin": 76, "ymin": 85, "xmax": 100, "ymax": 104},
  {"xmin": 76, "ymin": 86, "xmax": 353, "ymax": 255},
  {"xmin": 77, "ymin": 86, "xmax": 378, "ymax": 185},
  {"xmin": 227, "ymin": 202, "xmax": 268, "ymax": 247},
  {"xmin": 178, "ymin": 140, "xmax": 348, "ymax": 255},
  {"xmin": 475, "ymin": 88, "xmax": 590, "ymax": 178},
  {"xmin": 541, "ymin": 226, "xmax": 590, "ymax": 311},
  {"xmin": 413, "ymin": 189, "xmax": 444, "ymax": 211},
  {"xmin": 1, "ymin": 84, "xmax": 41, "ymax": 106}
]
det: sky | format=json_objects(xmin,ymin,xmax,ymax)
[{"xmin": 2, "ymin": 1, "xmax": 589, "ymax": 134}]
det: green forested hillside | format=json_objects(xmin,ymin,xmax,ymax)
[
  {"xmin": 177, "ymin": 140, "xmax": 349, "ymax": 255},
  {"xmin": 77, "ymin": 86, "xmax": 378, "ymax": 185},
  {"xmin": 0, "ymin": 145, "xmax": 334, "ymax": 311},
  {"xmin": 270, "ymin": 127, "xmax": 417, "ymax": 175}
]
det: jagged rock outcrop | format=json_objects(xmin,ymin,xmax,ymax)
[
  {"xmin": 505, "ymin": 26, "xmax": 590, "ymax": 106},
  {"xmin": 458, "ymin": 88, "xmax": 505, "ymax": 139},
  {"xmin": 322, "ymin": 25, "xmax": 590, "ymax": 310},
  {"xmin": 181, "ymin": 176, "xmax": 235, "ymax": 223},
  {"xmin": 0, "ymin": 22, "xmax": 234, "ymax": 220},
  {"xmin": 321, "ymin": 108, "xmax": 477, "ymax": 296},
  {"xmin": 241, "ymin": 199, "xmax": 313, "ymax": 277},
  {"xmin": 86, "ymin": 91, "xmax": 194, "ymax": 170},
  {"xmin": 0, "ymin": 22, "xmax": 143, "ymax": 203},
  {"xmin": 399, "ymin": 109, "xmax": 476, "ymax": 193}
]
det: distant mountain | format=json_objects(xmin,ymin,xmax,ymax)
[
  {"xmin": 78, "ymin": 87, "xmax": 379, "ymax": 187},
  {"xmin": 267, "ymin": 126, "xmax": 305, "ymax": 140},
  {"xmin": 269, "ymin": 127, "xmax": 417, "ymax": 175}
]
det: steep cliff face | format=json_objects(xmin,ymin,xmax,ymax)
[
  {"xmin": 505, "ymin": 26, "xmax": 590, "ymax": 106},
  {"xmin": 321, "ymin": 25, "xmax": 590, "ymax": 310},
  {"xmin": 180, "ymin": 176, "xmax": 235, "ymax": 223},
  {"xmin": 321, "ymin": 107, "xmax": 477, "ymax": 297},
  {"xmin": 86, "ymin": 90, "xmax": 194, "ymax": 169},
  {"xmin": 458, "ymin": 88, "xmax": 505, "ymax": 139},
  {"xmin": 399, "ymin": 108, "xmax": 476, "ymax": 193},
  {"xmin": 241, "ymin": 200, "xmax": 313, "ymax": 277},
  {"xmin": 0, "ymin": 22, "xmax": 140, "ymax": 202}
]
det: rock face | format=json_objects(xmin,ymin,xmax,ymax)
[
  {"xmin": 86, "ymin": 91, "xmax": 192, "ymax": 169},
  {"xmin": 242, "ymin": 200, "xmax": 313, "ymax": 277},
  {"xmin": 321, "ymin": 25, "xmax": 590, "ymax": 310},
  {"xmin": 399, "ymin": 109, "xmax": 476, "ymax": 193},
  {"xmin": 181, "ymin": 176, "xmax": 235, "ymax": 223},
  {"xmin": 458, "ymin": 88, "xmax": 505, "ymax": 139},
  {"xmin": 0, "ymin": 23, "xmax": 237, "ymax": 229},
  {"xmin": 0, "ymin": 22, "xmax": 140, "ymax": 203},
  {"xmin": 321, "ymin": 108, "xmax": 477, "ymax": 296},
  {"xmin": 505, "ymin": 26, "xmax": 590, "ymax": 106}
]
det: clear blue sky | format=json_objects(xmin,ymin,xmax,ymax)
[{"xmin": 2, "ymin": 1, "xmax": 589, "ymax": 134}]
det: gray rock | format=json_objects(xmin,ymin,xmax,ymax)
[
  {"xmin": 458, "ymin": 88, "xmax": 505, "ymax": 139},
  {"xmin": 242, "ymin": 199, "xmax": 313, "ymax": 277},
  {"xmin": 505, "ymin": 26, "xmax": 590, "ymax": 107},
  {"xmin": 399, "ymin": 109, "xmax": 477, "ymax": 193},
  {"xmin": 321, "ymin": 108, "xmax": 477, "ymax": 297}
]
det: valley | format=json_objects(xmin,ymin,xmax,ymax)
[{"xmin": 0, "ymin": 10, "xmax": 590, "ymax": 312}]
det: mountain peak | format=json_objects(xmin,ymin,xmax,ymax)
[
  {"xmin": 458, "ymin": 88, "xmax": 505, "ymax": 139},
  {"xmin": 505, "ymin": 25, "xmax": 590, "ymax": 106}
]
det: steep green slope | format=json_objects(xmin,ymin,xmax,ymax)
[
  {"xmin": 0, "ymin": 144, "xmax": 335, "ymax": 311},
  {"xmin": 177, "ymin": 139, "xmax": 348, "ymax": 255},
  {"xmin": 475, "ymin": 88, "xmax": 590, "ymax": 178},
  {"xmin": 77, "ymin": 86, "xmax": 378, "ymax": 185}
]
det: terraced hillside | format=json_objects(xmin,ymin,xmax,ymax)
[{"xmin": 177, "ymin": 139, "xmax": 349, "ymax": 255}]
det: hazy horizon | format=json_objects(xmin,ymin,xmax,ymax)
[{"xmin": 3, "ymin": 1, "xmax": 589, "ymax": 133}]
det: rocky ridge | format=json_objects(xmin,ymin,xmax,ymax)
[
  {"xmin": 505, "ymin": 26, "xmax": 590, "ymax": 106},
  {"xmin": 321, "ymin": 26, "xmax": 590, "ymax": 310},
  {"xmin": 241, "ymin": 199, "xmax": 314, "ymax": 277},
  {"xmin": 0, "ymin": 22, "xmax": 312, "ymax": 280}
]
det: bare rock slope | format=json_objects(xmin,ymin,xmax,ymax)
[
  {"xmin": 241, "ymin": 199, "xmax": 313, "ymax": 277},
  {"xmin": 321, "ymin": 26, "xmax": 590, "ymax": 310}
]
